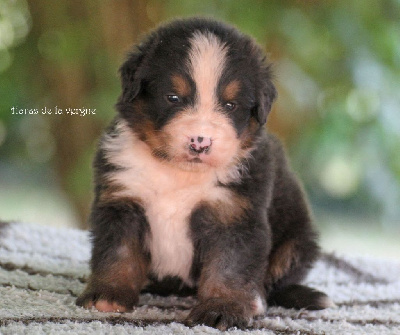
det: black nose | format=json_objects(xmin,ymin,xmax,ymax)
[{"xmin": 189, "ymin": 136, "xmax": 212, "ymax": 154}]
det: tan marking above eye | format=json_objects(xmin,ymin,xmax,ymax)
[
  {"xmin": 222, "ymin": 80, "xmax": 241, "ymax": 102},
  {"xmin": 171, "ymin": 74, "xmax": 191, "ymax": 97}
]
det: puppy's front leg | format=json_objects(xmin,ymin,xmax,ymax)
[
  {"xmin": 77, "ymin": 200, "xmax": 149, "ymax": 312},
  {"xmin": 187, "ymin": 221, "xmax": 268, "ymax": 330}
]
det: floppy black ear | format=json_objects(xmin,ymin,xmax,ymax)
[
  {"xmin": 254, "ymin": 66, "xmax": 277, "ymax": 125},
  {"xmin": 119, "ymin": 50, "xmax": 145, "ymax": 103}
]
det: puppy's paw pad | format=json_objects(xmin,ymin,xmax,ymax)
[
  {"xmin": 76, "ymin": 289, "xmax": 136, "ymax": 312},
  {"xmin": 94, "ymin": 300, "xmax": 127, "ymax": 313}
]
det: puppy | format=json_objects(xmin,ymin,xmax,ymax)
[{"xmin": 77, "ymin": 17, "xmax": 332, "ymax": 330}]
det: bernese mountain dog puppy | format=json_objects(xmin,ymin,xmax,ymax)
[{"xmin": 77, "ymin": 17, "xmax": 332, "ymax": 330}]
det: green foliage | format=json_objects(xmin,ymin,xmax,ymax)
[{"xmin": 0, "ymin": 0, "xmax": 399, "ymax": 228}]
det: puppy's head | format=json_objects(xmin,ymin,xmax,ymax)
[{"xmin": 117, "ymin": 18, "xmax": 276, "ymax": 171}]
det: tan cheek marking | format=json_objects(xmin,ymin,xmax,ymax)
[
  {"xmin": 130, "ymin": 99, "xmax": 147, "ymax": 142},
  {"xmin": 171, "ymin": 74, "xmax": 191, "ymax": 97},
  {"xmin": 222, "ymin": 80, "xmax": 241, "ymax": 102},
  {"xmin": 131, "ymin": 100, "xmax": 172, "ymax": 160},
  {"xmin": 234, "ymin": 118, "xmax": 259, "ymax": 164}
]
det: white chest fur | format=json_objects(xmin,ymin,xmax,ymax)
[{"xmin": 103, "ymin": 123, "xmax": 232, "ymax": 284}]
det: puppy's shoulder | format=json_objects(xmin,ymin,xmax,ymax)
[
  {"xmin": 263, "ymin": 130, "xmax": 287, "ymax": 155},
  {"xmin": 250, "ymin": 130, "xmax": 288, "ymax": 171}
]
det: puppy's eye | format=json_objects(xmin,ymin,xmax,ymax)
[
  {"xmin": 224, "ymin": 102, "xmax": 236, "ymax": 111},
  {"xmin": 166, "ymin": 94, "xmax": 181, "ymax": 103}
]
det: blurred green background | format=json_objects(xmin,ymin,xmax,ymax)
[{"xmin": 0, "ymin": 0, "xmax": 399, "ymax": 259}]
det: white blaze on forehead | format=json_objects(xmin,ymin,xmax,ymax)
[{"xmin": 188, "ymin": 31, "xmax": 227, "ymax": 111}]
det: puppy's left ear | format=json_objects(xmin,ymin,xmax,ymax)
[
  {"xmin": 254, "ymin": 66, "xmax": 277, "ymax": 125},
  {"xmin": 119, "ymin": 50, "xmax": 145, "ymax": 103}
]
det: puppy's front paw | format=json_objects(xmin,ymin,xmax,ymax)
[
  {"xmin": 186, "ymin": 298, "xmax": 250, "ymax": 330},
  {"xmin": 87, "ymin": 299, "xmax": 128, "ymax": 313},
  {"xmin": 76, "ymin": 285, "xmax": 138, "ymax": 312}
]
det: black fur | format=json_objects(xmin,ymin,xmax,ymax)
[
  {"xmin": 117, "ymin": 17, "xmax": 275, "ymax": 136},
  {"xmin": 77, "ymin": 17, "xmax": 330, "ymax": 330}
]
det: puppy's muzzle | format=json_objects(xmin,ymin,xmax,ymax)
[{"xmin": 189, "ymin": 136, "xmax": 212, "ymax": 155}]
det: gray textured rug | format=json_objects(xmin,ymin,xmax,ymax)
[{"xmin": 0, "ymin": 221, "xmax": 399, "ymax": 334}]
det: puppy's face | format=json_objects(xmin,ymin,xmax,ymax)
[{"xmin": 118, "ymin": 20, "xmax": 276, "ymax": 172}]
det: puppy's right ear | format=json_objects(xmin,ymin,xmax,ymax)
[
  {"xmin": 254, "ymin": 64, "xmax": 277, "ymax": 126},
  {"xmin": 119, "ymin": 50, "xmax": 144, "ymax": 103}
]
